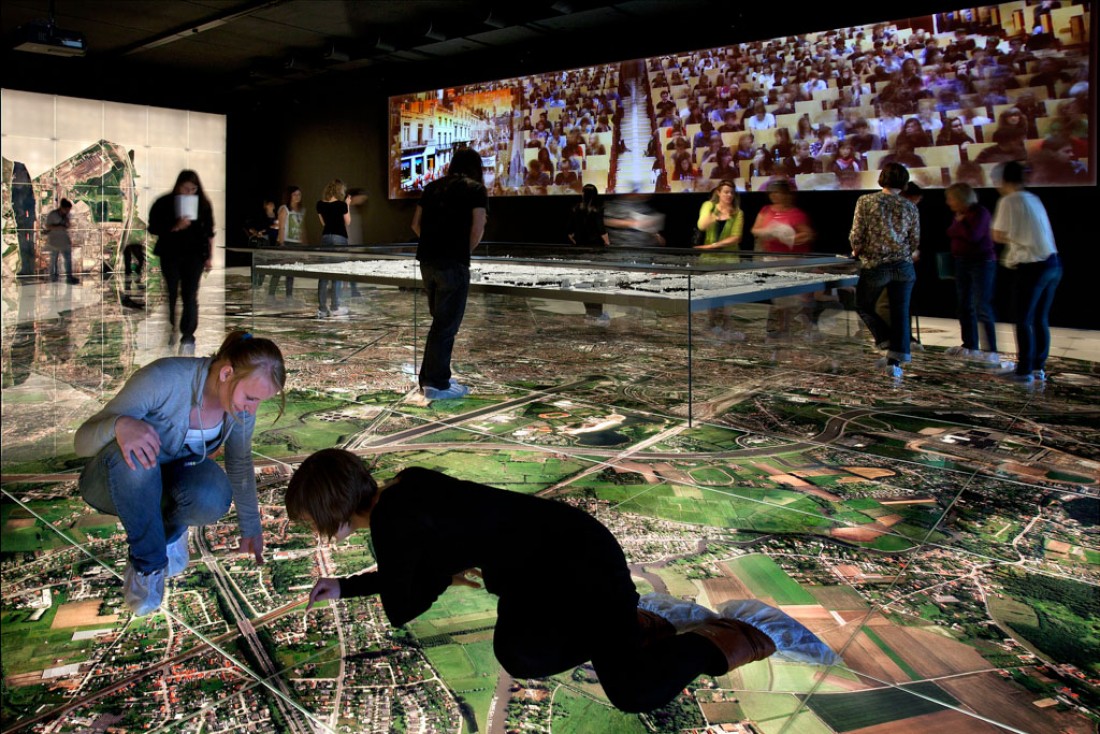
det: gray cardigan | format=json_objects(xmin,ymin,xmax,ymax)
[{"xmin": 74, "ymin": 356, "xmax": 262, "ymax": 538}]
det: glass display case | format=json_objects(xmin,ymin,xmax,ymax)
[{"xmin": 235, "ymin": 243, "xmax": 859, "ymax": 422}]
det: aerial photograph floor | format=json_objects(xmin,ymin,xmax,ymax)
[{"xmin": 2, "ymin": 267, "xmax": 1097, "ymax": 734}]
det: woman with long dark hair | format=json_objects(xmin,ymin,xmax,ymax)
[
  {"xmin": 148, "ymin": 170, "xmax": 215, "ymax": 352},
  {"xmin": 411, "ymin": 148, "xmax": 488, "ymax": 401}
]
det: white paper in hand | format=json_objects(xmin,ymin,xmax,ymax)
[{"xmin": 175, "ymin": 194, "xmax": 199, "ymax": 220}]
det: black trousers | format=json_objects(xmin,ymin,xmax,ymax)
[
  {"xmin": 160, "ymin": 255, "xmax": 205, "ymax": 339},
  {"xmin": 493, "ymin": 591, "xmax": 719, "ymax": 713},
  {"xmin": 418, "ymin": 261, "xmax": 470, "ymax": 390}
]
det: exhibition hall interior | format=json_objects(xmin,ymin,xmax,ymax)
[{"xmin": 1, "ymin": 1, "xmax": 1097, "ymax": 733}]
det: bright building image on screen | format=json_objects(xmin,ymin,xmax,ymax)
[{"xmin": 388, "ymin": 0, "xmax": 1091, "ymax": 197}]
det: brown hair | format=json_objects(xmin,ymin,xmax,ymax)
[
  {"xmin": 286, "ymin": 448, "xmax": 379, "ymax": 539},
  {"xmin": 212, "ymin": 330, "xmax": 287, "ymax": 419},
  {"xmin": 709, "ymin": 180, "xmax": 740, "ymax": 211},
  {"xmin": 322, "ymin": 179, "xmax": 347, "ymax": 201}
]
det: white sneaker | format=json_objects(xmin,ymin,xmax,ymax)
[
  {"xmin": 886, "ymin": 364, "xmax": 904, "ymax": 379},
  {"xmin": 123, "ymin": 564, "xmax": 166, "ymax": 616},
  {"xmin": 423, "ymin": 383, "xmax": 470, "ymax": 400},
  {"xmin": 316, "ymin": 308, "xmax": 330, "ymax": 319},
  {"xmin": 593, "ymin": 313, "xmax": 611, "ymax": 327},
  {"xmin": 968, "ymin": 350, "xmax": 1001, "ymax": 364},
  {"xmin": 166, "ymin": 529, "xmax": 190, "ymax": 577},
  {"xmin": 330, "ymin": 306, "xmax": 350, "ymax": 317}
]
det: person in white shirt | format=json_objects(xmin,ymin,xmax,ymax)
[{"xmin": 991, "ymin": 161, "xmax": 1061, "ymax": 384}]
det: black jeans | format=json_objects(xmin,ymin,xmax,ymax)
[
  {"xmin": 124, "ymin": 244, "xmax": 146, "ymax": 277},
  {"xmin": 160, "ymin": 255, "xmax": 205, "ymax": 339},
  {"xmin": 1012, "ymin": 254, "xmax": 1061, "ymax": 374},
  {"xmin": 493, "ymin": 591, "xmax": 720, "ymax": 713},
  {"xmin": 856, "ymin": 260, "xmax": 916, "ymax": 363},
  {"xmin": 418, "ymin": 261, "xmax": 470, "ymax": 390}
]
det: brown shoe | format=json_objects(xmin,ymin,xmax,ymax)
[{"xmin": 691, "ymin": 618, "xmax": 776, "ymax": 673}]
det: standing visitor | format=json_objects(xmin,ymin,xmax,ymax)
[
  {"xmin": 944, "ymin": 183, "xmax": 1000, "ymax": 365},
  {"xmin": 316, "ymin": 180, "xmax": 351, "ymax": 318},
  {"xmin": 45, "ymin": 199, "xmax": 79, "ymax": 285},
  {"xmin": 148, "ymin": 170, "xmax": 215, "ymax": 354},
  {"xmin": 991, "ymin": 161, "xmax": 1061, "ymax": 384},
  {"xmin": 566, "ymin": 184, "xmax": 611, "ymax": 325},
  {"xmin": 411, "ymin": 148, "xmax": 488, "ymax": 401},
  {"xmin": 850, "ymin": 163, "xmax": 920, "ymax": 379}
]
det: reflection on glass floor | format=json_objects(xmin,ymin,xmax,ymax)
[{"xmin": 2, "ymin": 269, "xmax": 1098, "ymax": 734}]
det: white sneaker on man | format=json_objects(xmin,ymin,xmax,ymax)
[
  {"xmin": 123, "ymin": 564, "xmax": 166, "ymax": 616},
  {"xmin": 166, "ymin": 529, "xmax": 190, "ymax": 577},
  {"xmin": 330, "ymin": 306, "xmax": 350, "ymax": 317},
  {"xmin": 423, "ymin": 383, "xmax": 470, "ymax": 400}
]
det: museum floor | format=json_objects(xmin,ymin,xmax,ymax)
[{"xmin": 2, "ymin": 269, "xmax": 1097, "ymax": 734}]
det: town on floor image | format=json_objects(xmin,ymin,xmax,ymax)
[{"xmin": 2, "ymin": 271, "xmax": 1098, "ymax": 734}]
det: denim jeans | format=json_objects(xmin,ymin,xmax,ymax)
[
  {"xmin": 419, "ymin": 260, "xmax": 470, "ymax": 390},
  {"xmin": 1012, "ymin": 254, "xmax": 1061, "ymax": 375},
  {"xmin": 856, "ymin": 260, "xmax": 915, "ymax": 362},
  {"xmin": 80, "ymin": 441, "xmax": 232, "ymax": 573},
  {"xmin": 318, "ymin": 234, "xmax": 346, "ymax": 309},
  {"xmin": 160, "ymin": 255, "xmax": 205, "ymax": 339},
  {"xmin": 49, "ymin": 248, "xmax": 74, "ymax": 280},
  {"xmin": 955, "ymin": 258, "xmax": 997, "ymax": 352}
]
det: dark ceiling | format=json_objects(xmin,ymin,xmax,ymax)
[{"xmin": 2, "ymin": 0, "xmax": 959, "ymax": 110}]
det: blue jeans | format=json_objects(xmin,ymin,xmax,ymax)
[
  {"xmin": 49, "ymin": 248, "xmax": 74, "ymax": 280},
  {"xmin": 80, "ymin": 441, "xmax": 232, "ymax": 573},
  {"xmin": 1012, "ymin": 254, "xmax": 1061, "ymax": 375},
  {"xmin": 418, "ymin": 260, "xmax": 470, "ymax": 390},
  {"xmin": 955, "ymin": 258, "xmax": 997, "ymax": 352},
  {"xmin": 856, "ymin": 260, "xmax": 915, "ymax": 363},
  {"xmin": 318, "ymin": 234, "xmax": 346, "ymax": 309}
]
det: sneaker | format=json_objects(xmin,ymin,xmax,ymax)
[
  {"xmin": 968, "ymin": 350, "xmax": 1002, "ymax": 365},
  {"xmin": 945, "ymin": 345, "xmax": 972, "ymax": 358},
  {"xmin": 330, "ymin": 306, "xmax": 350, "ymax": 317},
  {"xmin": 885, "ymin": 364, "xmax": 904, "ymax": 380},
  {"xmin": 423, "ymin": 383, "xmax": 470, "ymax": 400},
  {"xmin": 123, "ymin": 564, "xmax": 166, "ymax": 616},
  {"xmin": 166, "ymin": 529, "xmax": 190, "ymax": 577},
  {"xmin": 178, "ymin": 339, "xmax": 196, "ymax": 356},
  {"xmin": 1000, "ymin": 371, "xmax": 1034, "ymax": 385},
  {"xmin": 592, "ymin": 313, "xmax": 611, "ymax": 327},
  {"xmin": 1033, "ymin": 369, "xmax": 1047, "ymax": 382},
  {"xmin": 316, "ymin": 308, "xmax": 330, "ymax": 319}
]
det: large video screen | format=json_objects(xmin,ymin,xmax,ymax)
[
  {"xmin": 389, "ymin": 1, "xmax": 1091, "ymax": 197},
  {"xmin": 1, "ymin": 89, "xmax": 227, "ymax": 275}
]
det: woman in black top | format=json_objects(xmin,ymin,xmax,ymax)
[
  {"xmin": 287, "ymin": 449, "xmax": 796, "ymax": 714},
  {"xmin": 147, "ymin": 170, "xmax": 215, "ymax": 352},
  {"xmin": 315, "ymin": 179, "xmax": 350, "ymax": 318}
]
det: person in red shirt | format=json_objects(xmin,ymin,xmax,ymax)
[{"xmin": 751, "ymin": 179, "xmax": 817, "ymax": 340}]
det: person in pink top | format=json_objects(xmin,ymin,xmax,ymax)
[{"xmin": 751, "ymin": 179, "xmax": 817, "ymax": 340}]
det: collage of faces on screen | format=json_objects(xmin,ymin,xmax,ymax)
[{"xmin": 389, "ymin": 0, "xmax": 1091, "ymax": 197}]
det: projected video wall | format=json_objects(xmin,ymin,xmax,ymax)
[
  {"xmin": 389, "ymin": 1, "xmax": 1091, "ymax": 197},
  {"xmin": 1, "ymin": 89, "xmax": 226, "ymax": 275}
]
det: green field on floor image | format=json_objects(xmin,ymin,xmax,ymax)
[{"xmin": 3, "ymin": 350, "xmax": 1099, "ymax": 734}]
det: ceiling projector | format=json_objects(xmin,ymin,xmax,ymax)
[{"xmin": 13, "ymin": 21, "xmax": 87, "ymax": 57}]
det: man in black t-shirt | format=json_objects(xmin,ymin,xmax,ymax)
[{"xmin": 411, "ymin": 149, "xmax": 488, "ymax": 400}]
